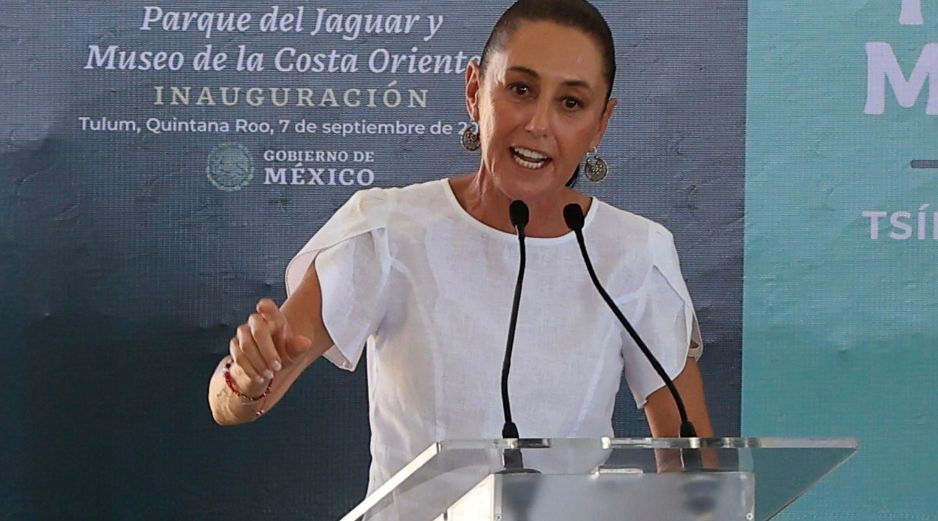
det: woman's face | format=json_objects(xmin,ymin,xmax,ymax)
[{"xmin": 466, "ymin": 20, "xmax": 616, "ymax": 203}]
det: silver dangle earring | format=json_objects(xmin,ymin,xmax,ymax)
[
  {"xmin": 584, "ymin": 147, "xmax": 608, "ymax": 182},
  {"xmin": 460, "ymin": 122, "xmax": 480, "ymax": 151}
]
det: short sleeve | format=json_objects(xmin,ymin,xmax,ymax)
[
  {"xmin": 621, "ymin": 223, "xmax": 703, "ymax": 408},
  {"xmin": 284, "ymin": 189, "xmax": 392, "ymax": 371}
]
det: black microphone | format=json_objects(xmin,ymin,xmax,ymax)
[
  {"xmin": 499, "ymin": 200, "xmax": 537, "ymax": 473},
  {"xmin": 563, "ymin": 204, "xmax": 700, "ymax": 443},
  {"xmin": 501, "ymin": 200, "xmax": 528, "ymax": 440}
]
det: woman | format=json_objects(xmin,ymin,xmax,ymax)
[{"xmin": 208, "ymin": 0, "xmax": 713, "ymax": 497}]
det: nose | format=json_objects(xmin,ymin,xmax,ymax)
[{"xmin": 524, "ymin": 97, "xmax": 551, "ymax": 138}]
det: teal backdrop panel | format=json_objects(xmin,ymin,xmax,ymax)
[{"xmin": 745, "ymin": 0, "xmax": 938, "ymax": 519}]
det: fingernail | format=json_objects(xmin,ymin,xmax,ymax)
[
  {"xmin": 272, "ymin": 361, "xmax": 282, "ymax": 372},
  {"xmin": 263, "ymin": 370, "xmax": 274, "ymax": 380},
  {"xmin": 255, "ymin": 376, "xmax": 265, "ymax": 384}
]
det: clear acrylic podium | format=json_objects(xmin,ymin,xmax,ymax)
[{"xmin": 338, "ymin": 437, "xmax": 857, "ymax": 521}]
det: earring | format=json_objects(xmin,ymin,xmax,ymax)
[
  {"xmin": 584, "ymin": 147, "xmax": 608, "ymax": 182},
  {"xmin": 460, "ymin": 122, "xmax": 480, "ymax": 151}
]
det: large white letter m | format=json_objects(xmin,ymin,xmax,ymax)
[{"xmin": 866, "ymin": 42, "xmax": 938, "ymax": 114}]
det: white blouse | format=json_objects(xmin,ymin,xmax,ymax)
[{"xmin": 285, "ymin": 179, "xmax": 702, "ymax": 495}]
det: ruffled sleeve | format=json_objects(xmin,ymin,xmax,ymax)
[
  {"xmin": 621, "ymin": 222, "xmax": 703, "ymax": 408},
  {"xmin": 284, "ymin": 188, "xmax": 392, "ymax": 371}
]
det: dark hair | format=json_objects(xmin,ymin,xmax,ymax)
[
  {"xmin": 479, "ymin": 0, "xmax": 616, "ymax": 101},
  {"xmin": 478, "ymin": 0, "xmax": 616, "ymax": 187}
]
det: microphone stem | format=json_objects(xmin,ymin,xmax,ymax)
[
  {"xmin": 572, "ymin": 229, "xmax": 693, "ymax": 434},
  {"xmin": 501, "ymin": 226, "xmax": 525, "ymax": 439}
]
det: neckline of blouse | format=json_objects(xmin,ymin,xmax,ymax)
[{"xmin": 440, "ymin": 178, "xmax": 600, "ymax": 245}]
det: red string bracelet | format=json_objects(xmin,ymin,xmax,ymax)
[{"xmin": 224, "ymin": 358, "xmax": 272, "ymax": 417}]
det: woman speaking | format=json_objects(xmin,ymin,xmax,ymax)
[{"xmin": 208, "ymin": 0, "xmax": 713, "ymax": 498}]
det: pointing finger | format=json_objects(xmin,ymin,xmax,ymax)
[{"xmin": 257, "ymin": 298, "xmax": 287, "ymax": 334}]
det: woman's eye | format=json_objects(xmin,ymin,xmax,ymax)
[
  {"xmin": 562, "ymin": 97, "xmax": 583, "ymax": 110},
  {"xmin": 508, "ymin": 83, "xmax": 530, "ymax": 96}
]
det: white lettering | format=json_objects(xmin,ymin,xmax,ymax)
[
  {"xmin": 865, "ymin": 42, "xmax": 938, "ymax": 115},
  {"xmin": 863, "ymin": 210, "xmax": 888, "ymax": 240},
  {"xmin": 426, "ymin": 15, "xmax": 443, "ymax": 41},
  {"xmin": 900, "ymin": 0, "xmax": 923, "ymax": 25},
  {"xmin": 889, "ymin": 211, "xmax": 913, "ymax": 239},
  {"xmin": 863, "ymin": 207, "xmax": 938, "ymax": 240}
]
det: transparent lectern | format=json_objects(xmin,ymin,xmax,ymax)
[{"xmin": 337, "ymin": 437, "xmax": 857, "ymax": 521}]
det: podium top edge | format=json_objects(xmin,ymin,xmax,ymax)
[{"xmin": 436, "ymin": 437, "xmax": 859, "ymax": 451}]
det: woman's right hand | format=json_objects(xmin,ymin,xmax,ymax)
[{"xmin": 228, "ymin": 298, "xmax": 313, "ymax": 396}]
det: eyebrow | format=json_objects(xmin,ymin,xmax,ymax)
[{"xmin": 507, "ymin": 66, "xmax": 593, "ymax": 91}]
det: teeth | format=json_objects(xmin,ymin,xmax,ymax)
[
  {"xmin": 513, "ymin": 155, "xmax": 545, "ymax": 169},
  {"xmin": 513, "ymin": 147, "xmax": 549, "ymax": 161}
]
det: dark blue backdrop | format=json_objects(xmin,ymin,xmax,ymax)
[{"xmin": 0, "ymin": 1, "xmax": 745, "ymax": 519}]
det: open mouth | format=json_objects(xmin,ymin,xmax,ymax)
[{"xmin": 510, "ymin": 146, "xmax": 552, "ymax": 170}]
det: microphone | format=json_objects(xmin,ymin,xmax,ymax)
[
  {"xmin": 509, "ymin": 200, "xmax": 530, "ymax": 233},
  {"xmin": 499, "ymin": 200, "xmax": 536, "ymax": 472},
  {"xmin": 501, "ymin": 200, "xmax": 528, "ymax": 440},
  {"xmin": 563, "ymin": 204, "xmax": 700, "ymax": 447}
]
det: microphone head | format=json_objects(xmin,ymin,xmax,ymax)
[
  {"xmin": 509, "ymin": 200, "xmax": 529, "ymax": 230},
  {"xmin": 563, "ymin": 203, "xmax": 585, "ymax": 231}
]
